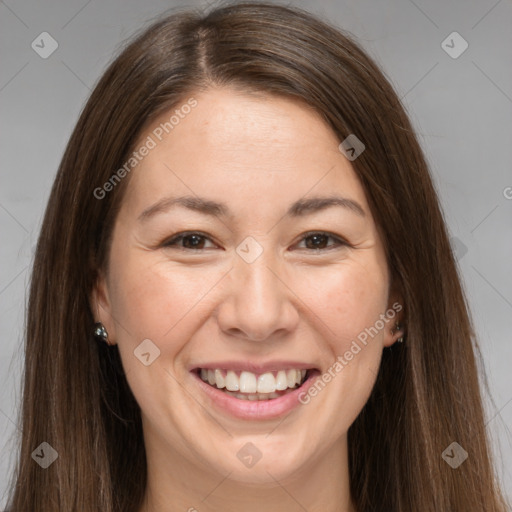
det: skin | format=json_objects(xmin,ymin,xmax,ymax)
[{"xmin": 92, "ymin": 87, "xmax": 404, "ymax": 512}]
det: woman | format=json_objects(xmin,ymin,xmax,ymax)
[{"xmin": 5, "ymin": 2, "xmax": 508, "ymax": 511}]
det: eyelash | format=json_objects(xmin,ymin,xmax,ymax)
[{"xmin": 161, "ymin": 231, "xmax": 349, "ymax": 252}]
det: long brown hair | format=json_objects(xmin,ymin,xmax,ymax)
[{"xmin": 6, "ymin": 2, "xmax": 508, "ymax": 510}]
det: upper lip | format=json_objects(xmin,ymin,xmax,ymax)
[{"xmin": 190, "ymin": 361, "xmax": 318, "ymax": 374}]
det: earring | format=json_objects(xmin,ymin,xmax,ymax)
[
  {"xmin": 394, "ymin": 321, "xmax": 405, "ymax": 343},
  {"xmin": 93, "ymin": 322, "xmax": 112, "ymax": 345}
]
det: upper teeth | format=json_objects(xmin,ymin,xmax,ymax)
[{"xmin": 200, "ymin": 369, "xmax": 307, "ymax": 393}]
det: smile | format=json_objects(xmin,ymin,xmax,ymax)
[
  {"xmin": 197, "ymin": 368, "xmax": 309, "ymax": 400},
  {"xmin": 191, "ymin": 365, "xmax": 320, "ymax": 420}
]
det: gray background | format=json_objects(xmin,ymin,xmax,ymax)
[{"xmin": 1, "ymin": 0, "xmax": 511, "ymax": 507}]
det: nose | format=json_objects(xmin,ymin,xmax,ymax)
[{"xmin": 215, "ymin": 250, "xmax": 300, "ymax": 342}]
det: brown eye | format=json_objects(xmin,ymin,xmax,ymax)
[
  {"xmin": 296, "ymin": 232, "xmax": 347, "ymax": 251},
  {"xmin": 162, "ymin": 232, "xmax": 216, "ymax": 250},
  {"xmin": 161, "ymin": 231, "xmax": 347, "ymax": 252}
]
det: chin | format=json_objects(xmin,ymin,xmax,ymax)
[{"xmin": 201, "ymin": 439, "xmax": 308, "ymax": 485}]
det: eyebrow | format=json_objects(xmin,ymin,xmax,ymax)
[{"xmin": 137, "ymin": 194, "xmax": 366, "ymax": 222}]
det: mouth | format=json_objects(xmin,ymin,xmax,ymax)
[
  {"xmin": 190, "ymin": 364, "xmax": 322, "ymax": 420},
  {"xmin": 193, "ymin": 368, "xmax": 312, "ymax": 401}
]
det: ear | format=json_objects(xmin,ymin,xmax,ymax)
[
  {"xmin": 382, "ymin": 289, "xmax": 405, "ymax": 348},
  {"xmin": 90, "ymin": 271, "xmax": 117, "ymax": 345}
]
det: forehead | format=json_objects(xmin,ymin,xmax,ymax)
[{"xmin": 121, "ymin": 87, "xmax": 369, "ymax": 219}]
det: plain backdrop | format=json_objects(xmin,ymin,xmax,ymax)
[{"xmin": 1, "ymin": 0, "xmax": 511, "ymax": 507}]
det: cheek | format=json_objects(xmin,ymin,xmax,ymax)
[
  {"xmin": 106, "ymin": 253, "xmax": 219, "ymax": 407},
  {"xmin": 108, "ymin": 250, "xmax": 228, "ymax": 348},
  {"xmin": 302, "ymin": 259, "xmax": 389, "ymax": 344},
  {"xmin": 296, "ymin": 264, "xmax": 389, "ymax": 432}
]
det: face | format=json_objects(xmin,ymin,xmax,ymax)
[{"xmin": 93, "ymin": 87, "xmax": 402, "ymax": 486}]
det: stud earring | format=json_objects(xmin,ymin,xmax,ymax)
[
  {"xmin": 394, "ymin": 321, "xmax": 405, "ymax": 343},
  {"xmin": 93, "ymin": 322, "xmax": 112, "ymax": 345}
]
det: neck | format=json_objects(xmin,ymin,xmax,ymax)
[{"xmin": 138, "ymin": 425, "xmax": 356, "ymax": 512}]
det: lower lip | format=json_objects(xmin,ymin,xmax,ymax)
[{"xmin": 192, "ymin": 370, "xmax": 320, "ymax": 420}]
